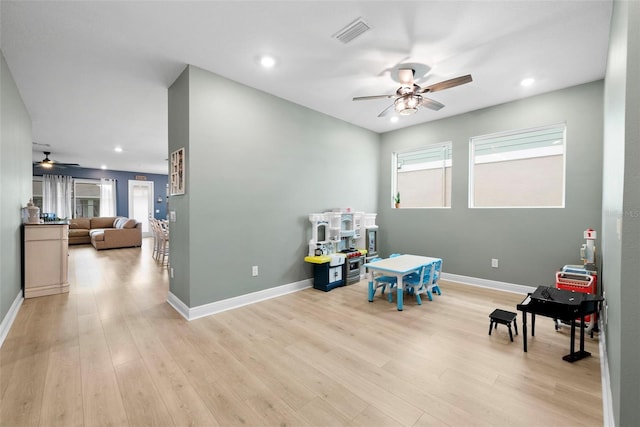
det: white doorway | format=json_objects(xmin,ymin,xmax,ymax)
[{"xmin": 128, "ymin": 180, "xmax": 154, "ymax": 237}]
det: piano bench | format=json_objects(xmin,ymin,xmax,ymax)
[{"xmin": 489, "ymin": 309, "xmax": 518, "ymax": 342}]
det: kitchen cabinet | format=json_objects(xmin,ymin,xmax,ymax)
[
  {"xmin": 22, "ymin": 223, "xmax": 69, "ymax": 298},
  {"xmin": 312, "ymin": 261, "xmax": 344, "ymax": 292}
]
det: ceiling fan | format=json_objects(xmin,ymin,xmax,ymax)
[
  {"xmin": 34, "ymin": 151, "xmax": 80, "ymax": 169},
  {"xmin": 353, "ymin": 68, "xmax": 473, "ymax": 117}
]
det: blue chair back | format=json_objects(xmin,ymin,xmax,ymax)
[
  {"xmin": 431, "ymin": 259, "xmax": 442, "ymax": 284},
  {"xmin": 405, "ymin": 262, "xmax": 433, "ymax": 287}
]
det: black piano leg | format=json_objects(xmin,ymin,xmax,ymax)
[
  {"xmin": 570, "ymin": 319, "xmax": 576, "ymax": 355},
  {"xmin": 522, "ymin": 313, "xmax": 528, "ymax": 352},
  {"xmin": 580, "ymin": 316, "xmax": 586, "ymax": 353},
  {"xmin": 562, "ymin": 316, "xmax": 592, "ymax": 362},
  {"xmin": 531, "ymin": 313, "xmax": 535, "ymax": 336}
]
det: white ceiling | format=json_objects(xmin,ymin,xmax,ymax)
[{"xmin": 1, "ymin": 1, "xmax": 612, "ymax": 175}]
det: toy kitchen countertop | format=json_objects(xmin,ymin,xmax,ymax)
[{"xmin": 304, "ymin": 249, "xmax": 367, "ymax": 264}]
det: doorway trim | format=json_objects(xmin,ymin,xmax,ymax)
[{"xmin": 128, "ymin": 180, "xmax": 154, "ymax": 237}]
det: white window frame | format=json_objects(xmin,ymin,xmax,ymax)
[
  {"xmin": 392, "ymin": 142, "xmax": 452, "ymax": 209},
  {"xmin": 73, "ymin": 178, "xmax": 101, "ymax": 218},
  {"xmin": 32, "ymin": 176, "xmax": 43, "ymax": 211},
  {"xmin": 469, "ymin": 123, "xmax": 567, "ymax": 209}
]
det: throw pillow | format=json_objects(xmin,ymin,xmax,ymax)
[{"xmin": 123, "ymin": 218, "xmax": 137, "ymax": 229}]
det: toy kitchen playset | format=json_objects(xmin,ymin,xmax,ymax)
[
  {"xmin": 554, "ymin": 228, "xmax": 600, "ymax": 332},
  {"xmin": 304, "ymin": 209, "xmax": 378, "ymax": 291}
]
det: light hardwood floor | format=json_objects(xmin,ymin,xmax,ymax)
[{"xmin": 1, "ymin": 239, "xmax": 603, "ymax": 426}]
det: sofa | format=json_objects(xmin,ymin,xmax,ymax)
[{"xmin": 68, "ymin": 216, "xmax": 142, "ymax": 250}]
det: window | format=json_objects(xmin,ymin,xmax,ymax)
[
  {"xmin": 470, "ymin": 123, "xmax": 566, "ymax": 208},
  {"xmin": 73, "ymin": 179, "xmax": 101, "ymax": 218},
  {"xmin": 393, "ymin": 142, "xmax": 452, "ymax": 208},
  {"xmin": 32, "ymin": 177, "xmax": 117, "ymax": 218},
  {"xmin": 32, "ymin": 177, "xmax": 43, "ymax": 211}
]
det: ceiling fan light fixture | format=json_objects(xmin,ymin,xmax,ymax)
[
  {"xmin": 394, "ymin": 94, "xmax": 421, "ymax": 115},
  {"xmin": 399, "ymin": 108, "xmax": 417, "ymax": 116}
]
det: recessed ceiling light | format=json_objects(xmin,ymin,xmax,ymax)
[
  {"xmin": 114, "ymin": 147, "xmax": 123, "ymax": 153},
  {"xmin": 260, "ymin": 55, "xmax": 276, "ymax": 68},
  {"xmin": 520, "ymin": 78, "xmax": 535, "ymax": 87},
  {"xmin": 390, "ymin": 116, "xmax": 399, "ymax": 123}
]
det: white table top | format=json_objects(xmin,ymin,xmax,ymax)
[{"xmin": 363, "ymin": 254, "xmax": 441, "ymax": 275}]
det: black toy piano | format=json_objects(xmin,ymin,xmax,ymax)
[{"xmin": 517, "ymin": 285, "xmax": 602, "ymax": 362}]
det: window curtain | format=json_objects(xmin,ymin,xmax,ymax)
[
  {"xmin": 100, "ymin": 178, "xmax": 117, "ymax": 217},
  {"xmin": 42, "ymin": 174, "xmax": 73, "ymax": 219}
]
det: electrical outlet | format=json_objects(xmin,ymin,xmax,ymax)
[
  {"xmin": 252, "ymin": 266, "xmax": 259, "ymax": 276},
  {"xmin": 169, "ymin": 211, "xmax": 176, "ymax": 222},
  {"xmin": 491, "ymin": 258, "xmax": 499, "ymax": 268}
]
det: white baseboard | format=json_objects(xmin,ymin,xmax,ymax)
[
  {"xmin": 0, "ymin": 291, "xmax": 24, "ymax": 348},
  {"xmin": 169, "ymin": 273, "xmax": 532, "ymax": 321},
  {"xmin": 166, "ymin": 292, "xmax": 191, "ymax": 320},
  {"xmin": 167, "ymin": 279, "xmax": 313, "ymax": 321},
  {"xmin": 598, "ymin": 319, "xmax": 615, "ymax": 427},
  {"xmin": 441, "ymin": 272, "xmax": 537, "ymax": 295}
]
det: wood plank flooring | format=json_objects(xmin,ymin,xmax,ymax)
[{"xmin": 0, "ymin": 239, "xmax": 603, "ymax": 426}]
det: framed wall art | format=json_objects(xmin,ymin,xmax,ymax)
[{"xmin": 170, "ymin": 147, "xmax": 185, "ymax": 195}]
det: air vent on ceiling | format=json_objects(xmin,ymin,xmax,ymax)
[{"xmin": 333, "ymin": 18, "xmax": 370, "ymax": 44}]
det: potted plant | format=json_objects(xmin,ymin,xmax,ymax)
[{"xmin": 394, "ymin": 192, "xmax": 400, "ymax": 208}]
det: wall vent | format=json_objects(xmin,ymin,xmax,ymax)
[{"xmin": 333, "ymin": 18, "xmax": 370, "ymax": 44}]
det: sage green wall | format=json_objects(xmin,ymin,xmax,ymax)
[
  {"xmin": 378, "ymin": 81, "xmax": 603, "ymax": 287},
  {"xmin": 602, "ymin": 1, "xmax": 640, "ymax": 425},
  {"xmin": 167, "ymin": 67, "xmax": 191, "ymax": 305},
  {"xmin": 0, "ymin": 51, "xmax": 32, "ymax": 324},
  {"xmin": 168, "ymin": 65, "xmax": 379, "ymax": 307}
]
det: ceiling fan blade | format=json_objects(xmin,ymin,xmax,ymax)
[
  {"xmin": 34, "ymin": 162, "xmax": 65, "ymax": 169},
  {"xmin": 420, "ymin": 74, "xmax": 473, "ymax": 93},
  {"xmin": 398, "ymin": 68, "xmax": 415, "ymax": 87},
  {"xmin": 377, "ymin": 104, "xmax": 396, "ymax": 118},
  {"xmin": 420, "ymin": 97, "xmax": 445, "ymax": 111},
  {"xmin": 353, "ymin": 94, "xmax": 395, "ymax": 101},
  {"xmin": 35, "ymin": 151, "xmax": 80, "ymax": 167}
]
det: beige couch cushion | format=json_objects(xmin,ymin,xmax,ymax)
[
  {"xmin": 69, "ymin": 229, "xmax": 90, "ymax": 238},
  {"xmin": 90, "ymin": 230, "xmax": 105, "ymax": 241},
  {"xmin": 69, "ymin": 218, "xmax": 90, "ymax": 229},
  {"xmin": 90, "ymin": 217, "xmax": 117, "ymax": 229}
]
